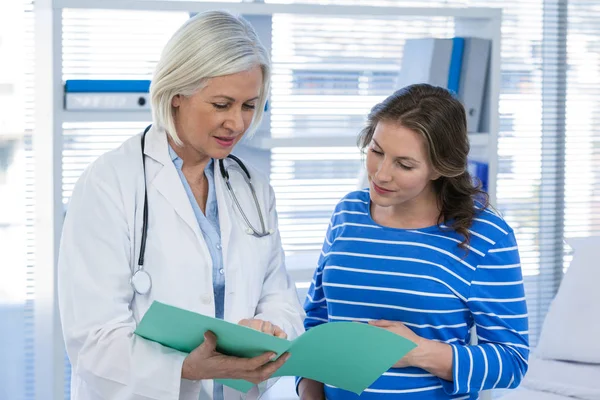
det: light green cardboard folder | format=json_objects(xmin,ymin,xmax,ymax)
[{"xmin": 134, "ymin": 301, "xmax": 416, "ymax": 395}]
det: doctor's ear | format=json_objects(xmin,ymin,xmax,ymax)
[{"xmin": 172, "ymin": 95, "xmax": 181, "ymax": 108}]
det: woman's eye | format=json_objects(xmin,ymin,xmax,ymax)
[
  {"xmin": 213, "ymin": 103, "xmax": 228, "ymax": 110},
  {"xmin": 398, "ymin": 163, "xmax": 413, "ymax": 170},
  {"xmin": 243, "ymin": 103, "xmax": 256, "ymax": 110},
  {"xmin": 370, "ymin": 148, "xmax": 383, "ymax": 156}
]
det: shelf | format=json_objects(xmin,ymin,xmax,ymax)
[
  {"xmin": 469, "ymin": 132, "xmax": 491, "ymax": 147},
  {"xmin": 60, "ymin": 110, "xmax": 490, "ymax": 148},
  {"xmin": 61, "ymin": 110, "xmax": 151, "ymax": 123},
  {"xmin": 0, "ymin": 132, "xmax": 25, "ymax": 140},
  {"xmin": 55, "ymin": 0, "xmax": 501, "ymax": 20},
  {"xmin": 244, "ymin": 132, "xmax": 490, "ymax": 149},
  {"xmin": 244, "ymin": 135, "xmax": 357, "ymax": 149}
]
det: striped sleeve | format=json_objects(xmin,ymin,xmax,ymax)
[{"xmin": 441, "ymin": 231, "xmax": 529, "ymax": 395}]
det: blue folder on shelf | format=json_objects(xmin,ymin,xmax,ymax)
[{"xmin": 468, "ymin": 159, "xmax": 488, "ymax": 192}]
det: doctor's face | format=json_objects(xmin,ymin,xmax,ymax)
[
  {"xmin": 171, "ymin": 65, "xmax": 263, "ymax": 160},
  {"xmin": 366, "ymin": 121, "xmax": 439, "ymax": 210}
]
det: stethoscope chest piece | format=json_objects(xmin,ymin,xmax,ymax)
[{"xmin": 131, "ymin": 269, "xmax": 152, "ymax": 295}]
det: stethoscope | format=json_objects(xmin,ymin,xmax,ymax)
[{"xmin": 130, "ymin": 124, "xmax": 273, "ymax": 296}]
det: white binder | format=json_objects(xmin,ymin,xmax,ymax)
[
  {"xmin": 65, "ymin": 93, "xmax": 151, "ymax": 111},
  {"xmin": 396, "ymin": 38, "xmax": 454, "ymax": 90},
  {"xmin": 397, "ymin": 37, "xmax": 491, "ymax": 132}
]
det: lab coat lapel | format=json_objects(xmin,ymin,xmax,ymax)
[
  {"xmin": 215, "ymin": 159, "xmax": 233, "ymax": 268},
  {"xmin": 143, "ymin": 125, "xmax": 202, "ymax": 241}
]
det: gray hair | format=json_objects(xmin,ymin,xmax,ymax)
[{"xmin": 150, "ymin": 10, "xmax": 271, "ymax": 145}]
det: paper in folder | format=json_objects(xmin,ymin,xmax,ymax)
[{"xmin": 134, "ymin": 301, "xmax": 416, "ymax": 395}]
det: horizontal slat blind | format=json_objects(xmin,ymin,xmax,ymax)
[
  {"xmin": 15, "ymin": 4, "xmax": 597, "ymax": 399},
  {"xmin": 61, "ymin": 9, "xmax": 188, "ymax": 202},
  {"xmin": 269, "ymin": 13, "xmax": 455, "ymax": 257},
  {"xmin": 60, "ymin": 9, "xmax": 189, "ymax": 398},
  {"xmin": 267, "ymin": 0, "xmax": 598, "ymax": 349},
  {"xmin": 24, "ymin": 1, "xmax": 36, "ymax": 399},
  {"xmin": 271, "ymin": 147, "xmax": 362, "ymax": 253},
  {"xmin": 566, "ymin": 0, "xmax": 600, "ymax": 238}
]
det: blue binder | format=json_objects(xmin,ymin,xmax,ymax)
[
  {"xmin": 467, "ymin": 159, "xmax": 488, "ymax": 192},
  {"xmin": 397, "ymin": 37, "xmax": 491, "ymax": 132}
]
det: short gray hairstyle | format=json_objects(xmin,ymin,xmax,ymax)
[{"xmin": 150, "ymin": 10, "xmax": 271, "ymax": 145}]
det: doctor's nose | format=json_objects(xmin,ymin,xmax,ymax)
[{"xmin": 223, "ymin": 108, "xmax": 245, "ymax": 134}]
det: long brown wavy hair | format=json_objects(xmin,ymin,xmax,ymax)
[{"xmin": 358, "ymin": 83, "xmax": 489, "ymax": 249}]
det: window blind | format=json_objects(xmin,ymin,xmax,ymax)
[
  {"xmin": 268, "ymin": 13, "xmax": 456, "ymax": 261},
  {"xmin": 24, "ymin": 2, "xmax": 35, "ymax": 400},
  {"xmin": 267, "ymin": 0, "xmax": 598, "ymax": 350},
  {"xmin": 11, "ymin": 1, "xmax": 598, "ymax": 399},
  {"xmin": 61, "ymin": 9, "xmax": 189, "ymax": 400}
]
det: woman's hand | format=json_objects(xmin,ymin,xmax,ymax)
[
  {"xmin": 239, "ymin": 318, "xmax": 288, "ymax": 339},
  {"xmin": 298, "ymin": 378, "xmax": 325, "ymax": 400},
  {"xmin": 368, "ymin": 319, "xmax": 425, "ymax": 368},
  {"xmin": 369, "ymin": 319, "xmax": 453, "ymax": 380},
  {"xmin": 182, "ymin": 331, "xmax": 290, "ymax": 382}
]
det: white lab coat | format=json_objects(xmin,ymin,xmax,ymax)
[{"xmin": 58, "ymin": 125, "xmax": 306, "ymax": 400}]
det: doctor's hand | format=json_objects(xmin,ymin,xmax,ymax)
[
  {"xmin": 181, "ymin": 331, "xmax": 290, "ymax": 383},
  {"xmin": 238, "ymin": 318, "xmax": 288, "ymax": 339}
]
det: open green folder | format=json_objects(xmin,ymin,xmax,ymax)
[{"xmin": 134, "ymin": 301, "xmax": 416, "ymax": 395}]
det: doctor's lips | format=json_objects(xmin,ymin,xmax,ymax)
[
  {"xmin": 214, "ymin": 136, "xmax": 236, "ymax": 148},
  {"xmin": 372, "ymin": 182, "xmax": 395, "ymax": 195}
]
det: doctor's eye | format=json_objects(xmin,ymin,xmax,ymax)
[
  {"xmin": 242, "ymin": 103, "xmax": 256, "ymax": 111},
  {"xmin": 212, "ymin": 103, "xmax": 229, "ymax": 110},
  {"xmin": 370, "ymin": 148, "xmax": 383, "ymax": 156}
]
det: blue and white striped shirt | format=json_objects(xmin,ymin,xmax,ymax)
[{"xmin": 301, "ymin": 189, "xmax": 529, "ymax": 399}]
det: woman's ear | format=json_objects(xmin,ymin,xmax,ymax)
[
  {"xmin": 171, "ymin": 94, "xmax": 181, "ymax": 107},
  {"xmin": 430, "ymin": 170, "xmax": 442, "ymax": 181}
]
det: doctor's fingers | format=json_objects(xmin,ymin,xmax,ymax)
[
  {"xmin": 242, "ymin": 352, "xmax": 291, "ymax": 384},
  {"xmin": 202, "ymin": 331, "xmax": 218, "ymax": 350},
  {"xmin": 243, "ymin": 319, "xmax": 285, "ymax": 337},
  {"xmin": 239, "ymin": 319, "xmax": 279, "ymax": 336},
  {"xmin": 272, "ymin": 324, "xmax": 287, "ymax": 339},
  {"xmin": 238, "ymin": 319, "xmax": 262, "ymax": 331},
  {"xmin": 260, "ymin": 321, "xmax": 275, "ymax": 335}
]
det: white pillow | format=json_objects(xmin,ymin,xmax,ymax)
[
  {"xmin": 521, "ymin": 355, "xmax": 600, "ymax": 400},
  {"xmin": 535, "ymin": 236, "xmax": 600, "ymax": 364}
]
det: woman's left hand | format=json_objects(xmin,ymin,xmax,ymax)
[
  {"xmin": 239, "ymin": 319, "xmax": 288, "ymax": 339},
  {"xmin": 369, "ymin": 319, "xmax": 426, "ymax": 368}
]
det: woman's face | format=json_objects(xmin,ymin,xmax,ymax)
[
  {"xmin": 171, "ymin": 65, "xmax": 263, "ymax": 160},
  {"xmin": 366, "ymin": 120, "xmax": 439, "ymax": 210}
]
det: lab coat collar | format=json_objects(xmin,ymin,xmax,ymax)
[
  {"xmin": 142, "ymin": 124, "xmax": 172, "ymax": 166},
  {"xmin": 215, "ymin": 157, "xmax": 233, "ymax": 275},
  {"xmin": 142, "ymin": 125, "xmax": 234, "ymax": 265},
  {"xmin": 141, "ymin": 125, "xmax": 203, "ymax": 241}
]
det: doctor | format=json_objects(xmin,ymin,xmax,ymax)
[{"xmin": 58, "ymin": 10, "xmax": 305, "ymax": 400}]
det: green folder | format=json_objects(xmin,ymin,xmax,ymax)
[{"xmin": 134, "ymin": 301, "xmax": 416, "ymax": 395}]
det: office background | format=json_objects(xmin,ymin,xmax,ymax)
[{"xmin": 0, "ymin": 0, "xmax": 598, "ymax": 399}]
